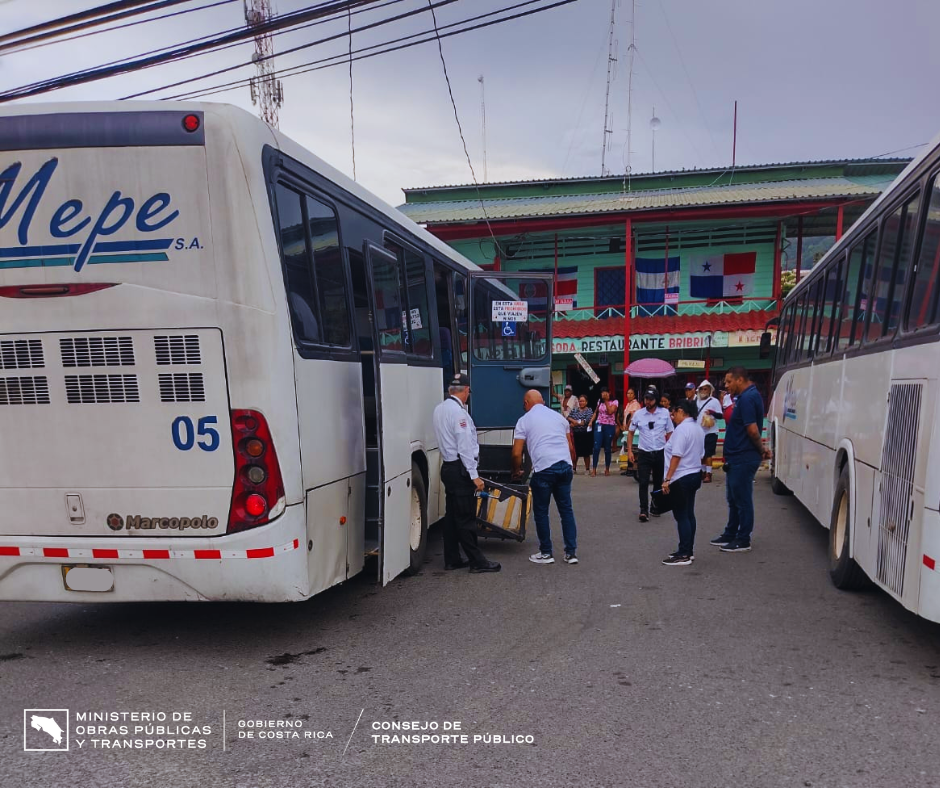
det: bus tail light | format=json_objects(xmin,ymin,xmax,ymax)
[{"xmin": 228, "ymin": 409, "xmax": 285, "ymax": 534}]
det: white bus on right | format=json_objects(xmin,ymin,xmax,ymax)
[{"xmin": 769, "ymin": 133, "xmax": 940, "ymax": 624}]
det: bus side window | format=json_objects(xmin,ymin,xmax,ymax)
[
  {"xmin": 275, "ymin": 183, "xmax": 323, "ymax": 345},
  {"xmin": 802, "ymin": 278, "xmax": 821, "ymax": 359},
  {"xmin": 853, "ymin": 230, "xmax": 878, "ymax": 347},
  {"xmin": 454, "ymin": 274, "xmax": 468, "ymax": 371},
  {"xmin": 371, "ymin": 251, "xmax": 404, "ymax": 353},
  {"xmin": 906, "ymin": 175, "xmax": 940, "ymax": 331},
  {"xmin": 386, "ymin": 241, "xmax": 432, "ymax": 357},
  {"xmin": 433, "ymin": 262, "xmax": 457, "ymax": 386},
  {"xmin": 304, "ymin": 195, "xmax": 351, "ymax": 348},
  {"xmin": 884, "ymin": 193, "xmax": 921, "ymax": 337},
  {"xmin": 775, "ymin": 304, "xmax": 790, "ymax": 370},
  {"xmin": 789, "ymin": 293, "xmax": 807, "ymax": 365},
  {"xmin": 818, "ymin": 260, "xmax": 840, "ymax": 356}
]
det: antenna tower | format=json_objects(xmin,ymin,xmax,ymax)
[
  {"xmin": 600, "ymin": 0, "xmax": 617, "ymax": 176},
  {"xmin": 625, "ymin": 0, "xmax": 636, "ymax": 188},
  {"xmin": 244, "ymin": 0, "xmax": 284, "ymax": 128},
  {"xmin": 478, "ymin": 75, "xmax": 488, "ymax": 182}
]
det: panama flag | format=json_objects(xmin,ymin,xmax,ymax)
[
  {"xmin": 689, "ymin": 252, "xmax": 757, "ymax": 298},
  {"xmin": 635, "ymin": 256, "xmax": 680, "ymax": 304}
]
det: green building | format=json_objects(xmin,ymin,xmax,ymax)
[{"xmin": 399, "ymin": 158, "xmax": 908, "ymax": 406}]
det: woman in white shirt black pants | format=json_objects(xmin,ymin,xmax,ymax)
[{"xmin": 661, "ymin": 398, "xmax": 706, "ymax": 566}]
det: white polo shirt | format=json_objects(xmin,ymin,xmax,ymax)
[
  {"xmin": 664, "ymin": 417, "xmax": 706, "ymax": 482},
  {"xmin": 514, "ymin": 403, "xmax": 572, "ymax": 473},
  {"xmin": 628, "ymin": 406, "xmax": 672, "ymax": 452}
]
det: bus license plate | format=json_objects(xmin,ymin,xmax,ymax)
[{"xmin": 62, "ymin": 566, "xmax": 114, "ymax": 592}]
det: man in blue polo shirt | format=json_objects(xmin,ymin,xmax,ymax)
[{"xmin": 710, "ymin": 367, "xmax": 771, "ymax": 553}]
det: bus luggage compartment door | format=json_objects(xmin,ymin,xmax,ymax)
[{"xmin": 468, "ymin": 272, "xmax": 553, "ymax": 429}]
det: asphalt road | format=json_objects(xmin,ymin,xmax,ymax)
[{"xmin": 2, "ymin": 471, "xmax": 939, "ymax": 788}]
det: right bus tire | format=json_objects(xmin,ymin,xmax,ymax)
[{"xmin": 828, "ymin": 464, "xmax": 871, "ymax": 591}]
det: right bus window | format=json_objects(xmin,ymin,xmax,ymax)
[
  {"xmin": 853, "ymin": 230, "xmax": 878, "ymax": 346},
  {"xmin": 818, "ymin": 260, "xmax": 841, "ymax": 356},
  {"xmin": 906, "ymin": 176, "xmax": 940, "ymax": 330},
  {"xmin": 837, "ymin": 240, "xmax": 863, "ymax": 351}
]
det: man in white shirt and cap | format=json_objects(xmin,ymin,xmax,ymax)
[
  {"xmin": 627, "ymin": 386, "xmax": 673, "ymax": 522},
  {"xmin": 695, "ymin": 380, "xmax": 723, "ymax": 483},
  {"xmin": 511, "ymin": 390, "xmax": 579, "ymax": 565},
  {"xmin": 553, "ymin": 384, "xmax": 578, "ymax": 419},
  {"xmin": 432, "ymin": 373, "xmax": 501, "ymax": 573}
]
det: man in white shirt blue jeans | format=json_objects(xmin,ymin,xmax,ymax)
[
  {"xmin": 661, "ymin": 398, "xmax": 706, "ymax": 565},
  {"xmin": 627, "ymin": 387, "xmax": 673, "ymax": 522},
  {"xmin": 511, "ymin": 390, "xmax": 579, "ymax": 565}
]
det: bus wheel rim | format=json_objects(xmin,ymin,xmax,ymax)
[
  {"xmin": 834, "ymin": 491, "xmax": 848, "ymax": 559},
  {"xmin": 409, "ymin": 485, "xmax": 422, "ymax": 551}
]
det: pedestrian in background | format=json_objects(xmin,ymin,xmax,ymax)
[
  {"xmin": 710, "ymin": 367, "xmax": 771, "ymax": 553},
  {"xmin": 660, "ymin": 392, "xmax": 672, "ymax": 410},
  {"xmin": 431, "ymin": 373, "xmax": 501, "ymax": 573},
  {"xmin": 512, "ymin": 390, "xmax": 579, "ymax": 565},
  {"xmin": 684, "ymin": 382, "xmax": 696, "ymax": 401},
  {"xmin": 627, "ymin": 387, "xmax": 672, "ymax": 522},
  {"xmin": 568, "ymin": 395, "xmax": 594, "ymax": 475},
  {"xmin": 695, "ymin": 380, "xmax": 723, "ymax": 483},
  {"xmin": 661, "ymin": 398, "xmax": 705, "ymax": 566},
  {"xmin": 620, "ymin": 388, "xmax": 641, "ymax": 477},
  {"xmin": 553, "ymin": 384, "xmax": 578, "ymax": 419},
  {"xmin": 589, "ymin": 387, "xmax": 619, "ymax": 477}
]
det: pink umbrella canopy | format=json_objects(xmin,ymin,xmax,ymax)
[{"xmin": 625, "ymin": 358, "xmax": 676, "ymax": 378}]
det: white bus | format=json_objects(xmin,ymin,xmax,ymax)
[
  {"xmin": 768, "ymin": 133, "xmax": 940, "ymax": 623},
  {"xmin": 0, "ymin": 102, "xmax": 552, "ymax": 603}
]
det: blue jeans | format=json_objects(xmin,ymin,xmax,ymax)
[
  {"xmin": 670, "ymin": 472, "xmax": 702, "ymax": 555},
  {"xmin": 723, "ymin": 459, "xmax": 761, "ymax": 543},
  {"xmin": 592, "ymin": 423, "xmax": 616, "ymax": 469},
  {"xmin": 530, "ymin": 461, "xmax": 578, "ymax": 556}
]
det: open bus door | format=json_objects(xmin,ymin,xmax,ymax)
[
  {"xmin": 362, "ymin": 243, "xmax": 412, "ymax": 585},
  {"xmin": 467, "ymin": 272, "xmax": 554, "ymax": 428}
]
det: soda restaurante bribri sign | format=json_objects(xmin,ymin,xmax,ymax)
[{"xmin": 551, "ymin": 330, "xmax": 773, "ymax": 355}]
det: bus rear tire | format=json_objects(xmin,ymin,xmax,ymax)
[
  {"xmin": 829, "ymin": 464, "xmax": 870, "ymax": 591},
  {"xmin": 405, "ymin": 462, "xmax": 428, "ymax": 575}
]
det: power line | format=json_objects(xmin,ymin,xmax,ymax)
[
  {"xmin": 121, "ymin": 0, "xmax": 464, "ymax": 100},
  {"xmin": 0, "ymin": 0, "xmax": 386, "ymax": 103},
  {"xmin": 0, "ymin": 0, "xmax": 196, "ymax": 51},
  {"xmin": 162, "ymin": 0, "xmax": 580, "ymax": 102},
  {"xmin": 424, "ymin": 0, "xmax": 500, "ymax": 255},
  {"xmin": 3, "ymin": 0, "xmax": 237, "ymax": 56}
]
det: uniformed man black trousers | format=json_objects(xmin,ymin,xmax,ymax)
[
  {"xmin": 637, "ymin": 448, "xmax": 665, "ymax": 515},
  {"xmin": 440, "ymin": 459, "xmax": 489, "ymax": 567}
]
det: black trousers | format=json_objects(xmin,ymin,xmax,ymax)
[
  {"xmin": 636, "ymin": 448, "xmax": 665, "ymax": 514},
  {"xmin": 440, "ymin": 460, "xmax": 488, "ymax": 567}
]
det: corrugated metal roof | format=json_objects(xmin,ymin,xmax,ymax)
[
  {"xmin": 402, "ymin": 158, "xmax": 909, "ymax": 193},
  {"xmin": 397, "ymin": 175, "xmax": 896, "ymax": 225}
]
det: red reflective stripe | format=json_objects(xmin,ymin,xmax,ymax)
[
  {"xmin": 0, "ymin": 546, "xmax": 20, "ymax": 556},
  {"xmin": 194, "ymin": 549, "xmax": 221, "ymax": 560},
  {"xmin": 293, "ymin": 539, "xmax": 299, "ymax": 549},
  {"xmin": 925, "ymin": 554, "xmax": 937, "ymax": 571},
  {"xmin": 43, "ymin": 548, "xmax": 69, "ymax": 558},
  {"xmin": 246, "ymin": 547, "xmax": 275, "ymax": 559},
  {"xmin": 92, "ymin": 549, "xmax": 119, "ymax": 559},
  {"xmin": 143, "ymin": 549, "xmax": 170, "ymax": 560}
]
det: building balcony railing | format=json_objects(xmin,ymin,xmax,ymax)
[{"xmin": 558, "ymin": 298, "xmax": 780, "ymax": 321}]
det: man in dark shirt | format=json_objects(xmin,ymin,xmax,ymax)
[{"xmin": 710, "ymin": 367, "xmax": 771, "ymax": 553}]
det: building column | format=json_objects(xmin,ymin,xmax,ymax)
[{"xmin": 622, "ymin": 218, "xmax": 633, "ymax": 396}]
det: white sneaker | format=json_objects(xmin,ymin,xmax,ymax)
[
  {"xmin": 529, "ymin": 552, "xmax": 555, "ymax": 564},
  {"xmin": 564, "ymin": 553, "xmax": 579, "ymax": 564}
]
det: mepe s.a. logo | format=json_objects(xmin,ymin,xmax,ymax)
[
  {"xmin": 24, "ymin": 709, "xmax": 69, "ymax": 751},
  {"xmin": 0, "ymin": 158, "xmax": 181, "ymax": 273}
]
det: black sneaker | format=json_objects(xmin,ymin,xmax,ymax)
[
  {"xmin": 669, "ymin": 551, "xmax": 695, "ymax": 562},
  {"xmin": 564, "ymin": 553, "xmax": 579, "ymax": 565},
  {"xmin": 639, "ymin": 512, "xmax": 649, "ymax": 522},
  {"xmin": 650, "ymin": 509, "xmax": 661, "ymax": 518},
  {"xmin": 662, "ymin": 554, "xmax": 693, "ymax": 566},
  {"xmin": 709, "ymin": 534, "xmax": 734, "ymax": 547},
  {"xmin": 719, "ymin": 540, "xmax": 752, "ymax": 553}
]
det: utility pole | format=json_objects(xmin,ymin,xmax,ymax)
[
  {"xmin": 600, "ymin": 0, "xmax": 617, "ymax": 176},
  {"xmin": 478, "ymin": 75, "xmax": 488, "ymax": 183},
  {"xmin": 244, "ymin": 0, "xmax": 283, "ymax": 128},
  {"xmin": 625, "ymin": 0, "xmax": 636, "ymax": 187}
]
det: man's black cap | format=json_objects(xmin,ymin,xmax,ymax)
[
  {"xmin": 449, "ymin": 373, "xmax": 471, "ymax": 387},
  {"xmin": 644, "ymin": 386, "xmax": 659, "ymax": 399}
]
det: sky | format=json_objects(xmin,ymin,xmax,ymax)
[{"xmin": 2, "ymin": 0, "xmax": 940, "ymax": 207}]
